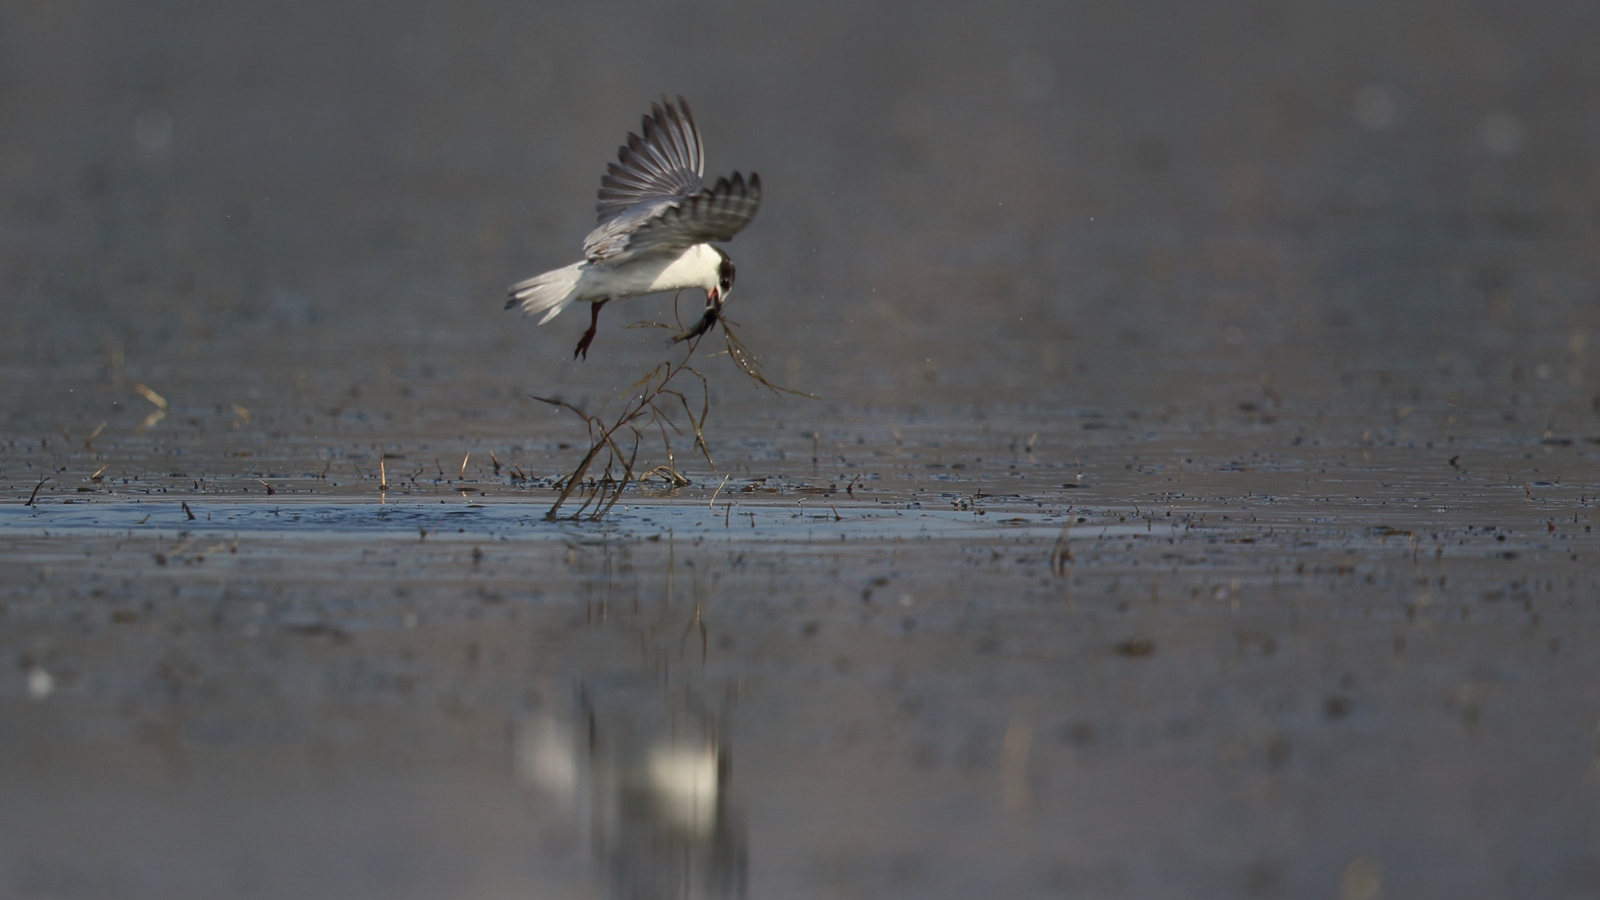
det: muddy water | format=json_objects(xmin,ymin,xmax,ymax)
[{"xmin": 6, "ymin": 1, "xmax": 1600, "ymax": 898}]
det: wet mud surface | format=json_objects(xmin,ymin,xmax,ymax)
[{"xmin": 6, "ymin": 1, "xmax": 1600, "ymax": 898}]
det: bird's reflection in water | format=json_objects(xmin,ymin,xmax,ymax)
[{"xmin": 515, "ymin": 690, "xmax": 746, "ymax": 900}]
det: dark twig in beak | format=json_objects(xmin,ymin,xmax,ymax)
[{"xmin": 672, "ymin": 293, "xmax": 723, "ymax": 344}]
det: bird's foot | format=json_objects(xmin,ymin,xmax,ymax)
[
  {"xmin": 573, "ymin": 299, "xmax": 608, "ymax": 360},
  {"xmin": 573, "ymin": 328, "xmax": 597, "ymax": 360}
]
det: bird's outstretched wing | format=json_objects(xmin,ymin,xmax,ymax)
[
  {"xmin": 582, "ymin": 97, "xmax": 759, "ymax": 264},
  {"xmin": 585, "ymin": 172, "xmax": 762, "ymax": 263},
  {"xmin": 596, "ymin": 96, "xmax": 703, "ymax": 218}
]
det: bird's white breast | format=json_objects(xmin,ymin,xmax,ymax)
[{"xmin": 580, "ymin": 244, "xmax": 720, "ymax": 301}]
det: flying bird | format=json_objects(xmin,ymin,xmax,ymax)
[{"xmin": 506, "ymin": 97, "xmax": 762, "ymax": 359}]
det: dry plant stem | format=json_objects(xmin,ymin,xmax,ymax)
[
  {"xmin": 536, "ymin": 332, "xmax": 713, "ymax": 520},
  {"xmin": 535, "ymin": 303, "xmax": 809, "ymax": 521}
]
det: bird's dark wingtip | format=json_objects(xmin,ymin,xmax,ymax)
[{"xmin": 504, "ymin": 294, "xmax": 518, "ymax": 311}]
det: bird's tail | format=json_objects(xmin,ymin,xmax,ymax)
[{"xmin": 506, "ymin": 262, "xmax": 585, "ymax": 325}]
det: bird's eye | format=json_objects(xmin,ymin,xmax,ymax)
[{"xmin": 720, "ymin": 277, "xmax": 731, "ymax": 291}]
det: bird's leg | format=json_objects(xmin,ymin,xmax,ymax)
[{"xmin": 574, "ymin": 298, "xmax": 608, "ymax": 360}]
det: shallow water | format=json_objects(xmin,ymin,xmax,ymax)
[
  {"xmin": 7, "ymin": 446, "xmax": 1599, "ymax": 899},
  {"xmin": 5, "ymin": 1, "xmax": 1600, "ymax": 898}
]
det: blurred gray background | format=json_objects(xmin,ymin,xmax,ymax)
[{"xmin": 4, "ymin": 0, "xmax": 1597, "ymax": 433}]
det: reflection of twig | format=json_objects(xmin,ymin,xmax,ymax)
[
  {"xmin": 536, "ymin": 297, "xmax": 812, "ymax": 520},
  {"xmin": 1050, "ymin": 520, "xmax": 1074, "ymax": 577}
]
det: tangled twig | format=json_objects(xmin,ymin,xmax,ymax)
[{"xmin": 534, "ymin": 295, "xmax": 811, "ymax": 520}]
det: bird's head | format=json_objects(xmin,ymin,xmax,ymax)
[{"xmin": 708, "ymin": 249, "xmax": 735, "ymax": 304}]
